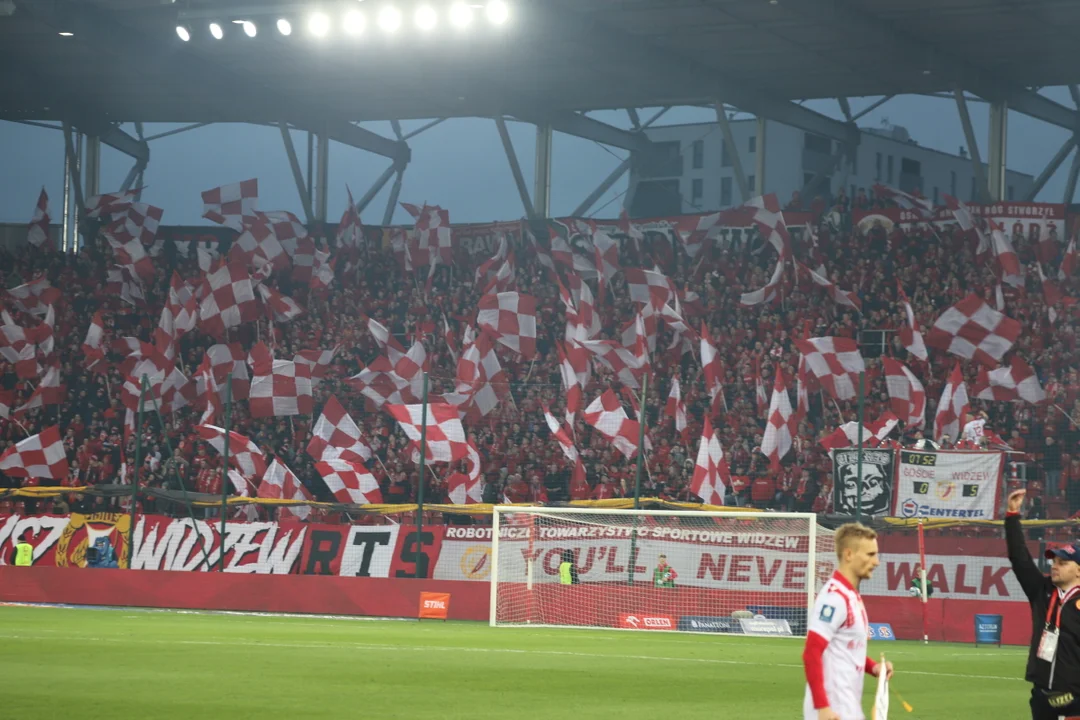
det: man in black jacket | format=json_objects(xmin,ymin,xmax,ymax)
[{"xmin": 1005, "ymin": 489, "xmax": 1080, "ymax": 719}]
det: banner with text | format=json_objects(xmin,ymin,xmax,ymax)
[{"xmin": 892, "ymin": 450, "xmax": 1004, "ymax": 520}]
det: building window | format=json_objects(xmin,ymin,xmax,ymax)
[
  {"xmin": 692, "ymin": 178, "xmax": 704, "ymax": 204},
  {"xmin": 691, "ymin": 139, "xmax": 704, "ymax": 170},
  {"xmin": 749, "ymin": 135, "xmax": 756, "ymax": 153},
  {"xmin": 875, "ymin": 153, "xmax": 882, "ymax": 181},
  {"xmin": 720, "ymin": 177, "xmax": 733, "ymax": 206},
  {"xmin": 1007, "ymin": 185, "xmax": 1015, "ymax": 201},
  {"xmin": 887, "ymin": 155, "xmax": 894, "ymax": 184},
  {"xmin": 933, "ymin": 187, "xmax": 939, "ymax": 205},
  {"xmin": 951, "ymin": 171, "xmax": 957, "ymax": 197},
  {"xmin": 721, "ymin": 140, "xmax": 731, "ymax": 168},
  {"xmin": 748, "ymin": 175, "xmax": 756, "ymax": 193}
]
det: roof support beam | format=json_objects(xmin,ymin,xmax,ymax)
[
  {"xmin": 495, "ymin": 117, "xmax": 536, "ymax": 221},
  {"xmin": 715, "ymin": 102, "xmax": 750, "ymax": 202},
  {"xmin": 1064, "ymin": 146, "xmax": 1080, "ymax": 204},
  {"xmin": 279, "ymin": 122, "xmax": 316, "ymax": 226},
  {"xmin": 850, "ymin": 96, "xmax": 894, "ymax": 123},
  {"xmin": 954, "ymin": 89, "xmax": 991, "ymax": 204},
  {"xmin": 1025, "ymin": 135, "xmax": 1076, "ymax": 201},
  {"xmin": 513, "ymin": 110, "xmax": 651, "ymax": 154},
  {"xmin": 572, "ymin": 107, "xmax": 669, "ymax": 216}
]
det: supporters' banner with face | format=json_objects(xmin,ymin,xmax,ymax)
[
  {"xmin": 891, "ymin": 450, "xmax": 1004, "ymax": 519},
  {"xmin": 830, "ymin": 448, "xmax": 894, "ymax": 516}
]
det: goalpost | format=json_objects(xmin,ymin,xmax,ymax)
[{"xmin": 490, "ymin": 507, "xmax": 835, "ymax": 636}]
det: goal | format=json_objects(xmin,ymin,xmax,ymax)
[{"xmin": 490, "ymin": 507, "xmax": 835, "ymax": 636}]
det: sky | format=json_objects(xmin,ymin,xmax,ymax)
[{"xmin": 0, "ymin": 87, "xmax": 1075, "ymax": 227}]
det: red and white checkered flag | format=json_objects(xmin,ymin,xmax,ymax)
[
  {"xmin": 196, "ymin": 355, "xmax": 222, "ymax": 425},
  {"xmin": 202, "ymin": 179, "xmax": 259, "ymax": 231},
  {"xmin": 260, "ymin": 458, "xmax": 314, "ymax": 521},
  {"xmin": 0, "ymin": 390, "xmax": 12, "ymax": 420},
  {"xmin": 387, "ymin": 402, "xmax": 469, "ymax": 464},
  {"xmin": 6, "ymin": 275, "xmax": 60, "ymax": 316},
  {"xmin": 308, "ymin": 395, "xmax": 373, "ymax": 464},
  {"xmin": 925, "ymin": 293, "xmax": 1021, "ymax": 368},
  {"xmin": 402, "ymin": 203, "xmax": 453, "ymax": 266},
  {"xmin": 106, "ymin": 202, "xmax": 164, "ymax": 247},
  {"xmin": 0, "ymin": 425, "xmax": 69, "ymax": 480},
  {"xmin": 557, "ymin": 340, "xmax": 589, "ymax": 425},
  {"xmin": 363, "ymin": 314, "xmax": 407, "ymax": 367},
  {"xmin": 795, "ymin": 355, "xmax": 815, "ymax": 423},
  {"xmin": 819, "ymin": 412, "xmax": 900, "ymax": 451},
  {"xmin": 106, "ymin": 231, "xmax": 155, "ymax": 282},
  {"xmin": 583, "ymin": 389, "xmax": 642, "ymax": 460},
  {"xmin": 82, "ymin": 310, "xmax": 108, "ymax": 374},
  {"xmin": 882, "ymin": 357, "xmax": 926, "ymax": 429},
  {"xmin": 700, "ymin": 323, "xmax": 727, "ymax": 415},
  {"xmin": 167, "ymin": 272, "xmax": 198, "ymax": 337},
  {"xmin": 874, "ymin": 184, "xmax": 933, "ymax": 220},
  {"xmin": 984, "ymin": 220, "xmax": 1024, "ymax": 288},
  {"xmin": 754, "ymin": 356, "xmax": 769, "ymax": 417},
  {"xmin": 739, "ymin": 256, "xmax": 785, "ymax": 307},
  {"xmin": 798, "ymin": 262, "xmax": 861, "ymax": 311},
  {"xmin": 943, "ymin": 194, "xmax": 974, "ymax": 231},
  {"xmin": 294, "ymin": 347, "xmax": 338, "ymax": 387},
  {"xmin": 248, "ymin": 347, "xmax": 313, "ymax": 417},
  {"xmin": 84, "ymin": 188, "xmax": 137, "ymax": 219},
  {"xmin": 230, "ymin": 218, "xmax": 289, "ymax": 271},
  {"xmin": 27, "ymin": 188, "xmax": 50, "ymax": 248},
  {"xmin": 745, "ymin": 193, "xmax": 792, "ymax": 259},
  {"xmin": 1060, "ymin": 236, "xmax": 1078, "ymax": 280},
  {"xmin": 337, "ymin": 186, "xmax": 364, "ymax": 249},
  {"xmin": 897, "ymin": 283, "xmax": 928, "ymax": 361},
  {"xmin": 315, "ymin": 459, "xmax": 383, "ymax": 505},
  {"xmin": 974, "ymin": 357, "xmax": 1046, "ymax": 404},
  {"xmin": 198, "ymin": 262, "xmax": 260, "ymax": 339},
  {"xmin": 196, "ymin": 424, "xmax": 268, "ymax": 479},
  {"xmin": 690, "ymin": 417, "xmax": 729, "ymax": 505},
  {"xmin": 14, "ymin": 362, "xmax": 65, "ymax": 417},
  {"xmin": 794, "ymin": 337, "xmax": 866, "ymax": 401},
  {"xmin": 761, "ymin": 365, "xmax": 796, "ymax": 469},
  {"xmin": 664, "ymin": 377, "xmax": 688, "ymax": 443},
  {"xmin": 447, "ymin": 441, "xmax": 484, "ymax": 505},
  {"xmin": 257, "ymin": 284, "xmax": 304, "ymax": 323},
  {"xmin": 592, "ymin": 230, "xmax": 620, "ymax": 303},
  {"xmin": 543, "ymin": 404, "xmax": 579, "ymax": 464},
  {"xmin": 933, "ymin": 362, "xmax": 969, "ymax": 442},
  {"xmin": 346, "ymin": 356, "xmax": 415, "ymax": 409},
  {"xmin": 475, "ymin": 235, "xmax": 509, "ymax": 287},
  {"xmin": 476, "ymin": 291, "xmax": 537, "ymax": 359},
  {"xmin": 623, "ymin": 268, "xmax": 677, "ymax": 310}
]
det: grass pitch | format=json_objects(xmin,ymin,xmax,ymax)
[{"xmin": 0, "ymin": 605, "xmax": 1030, "ymax": 719}]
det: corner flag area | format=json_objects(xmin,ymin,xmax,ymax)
[{"xmin": 0, "ymin": 606, "xmax": 1029, "ymax": 719}]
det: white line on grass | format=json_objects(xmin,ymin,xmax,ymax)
[{"xmin": 0, "ymin": 633, "xmax": 1026, "ymax": 682}]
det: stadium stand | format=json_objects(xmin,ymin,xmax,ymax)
[{"xmin": 1, "ymin": 183, "xmax": 1078, "ymax": 546}]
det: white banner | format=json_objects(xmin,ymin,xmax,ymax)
[{"xmin": 891, "ymin": 450, "xmax": 1003, "ymax": 519}]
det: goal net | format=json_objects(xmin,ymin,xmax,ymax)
[{"xmin": 490, "ymin": 507, "xmax": 835, "ymax": 636}]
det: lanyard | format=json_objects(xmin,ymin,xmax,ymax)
[{"xmin": 1045, "ymin": 586, "xmax": 1080, "ymax": 629}]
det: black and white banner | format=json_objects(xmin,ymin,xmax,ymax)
[
  {"xmin": 891, "ymin": 450, "xmax": 1004, "ymax": 519},
  {"xmin": 831, "ymin": 449, "xmax": 895, "ymax": 516}
]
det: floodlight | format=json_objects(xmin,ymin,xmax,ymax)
[
  {"xmin": 378, "ymin": 5, "xmax": 402, "ymax": 33},
  {"xmin": 209, "ymin": 21, "xmax": 224, "ymax": 39},
  {"xmin": 343, "ymin": 9, "xmax": 365, "ymax": 35},
  {"xmin": 415, "ymin": 5, "xmax": 436, "ymax": 30},
  {"xmin": 485, "ymin": 0, "xmax": 508, "ymax": 25},
  {"xmin": 308, "ymin": 11, "xmax": 330, "ymax": 36},
  {"xmin": 58, "ymin": 31, "xmax": 74, "ymax": 37},
  {"xmin": 448, "ymin": 1, "xmax": 472, "ymax": 28},
  {"xmin": 175, "ymin": 24, "xmax": 191, "ymax": 41},
  {"xmin": 242, "ymin": 20, "xmax": 256, "ymax": 37},
  {"xmin": 276, "ymin": 18, "xmax": 292, "ymax": 35}
]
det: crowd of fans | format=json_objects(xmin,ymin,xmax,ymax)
[{"xmin": 1, "ymin": 184, "xmax": 1078, "ymax": 539}]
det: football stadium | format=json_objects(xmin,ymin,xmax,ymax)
[{"xmin": 2, "ymin": 0, "xmax": 1080, "ymax": 717}]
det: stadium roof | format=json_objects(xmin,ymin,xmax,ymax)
[{"xmin": 2, "ymin": 0, "xmax": 1080, "ymax": 155}]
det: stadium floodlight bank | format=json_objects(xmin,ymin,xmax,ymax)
[{"xmin": 490, "ymin": 507, "xmax": 834, "ymax": 637}]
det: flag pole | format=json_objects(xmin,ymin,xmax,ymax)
[
  {"xmin": 628, "ymin": 372, "xmax": 648, "ymax": 587},
  {"xmin": 415, "ymin": 371, "xmax": 428, "ymax": 577},
  {"xmin": 855, "ymin": 370, "xmax": 865, "ymax": 524},
  {"xmin": 127, "ymin": 375, "xmax": 148, "ymax": 569},
  {"xmin": 219, "ymin": 371, "xmax": 233, "ymax": 572}
]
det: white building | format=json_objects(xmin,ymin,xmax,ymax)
[{"xmin": 626, "ymin": 118, "xmax": 1034, "ymax": 217}]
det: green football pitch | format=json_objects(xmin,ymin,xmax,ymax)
[{"xmin": 0, "ymin": 605, "xmax": 1032, "ymax": 719}]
